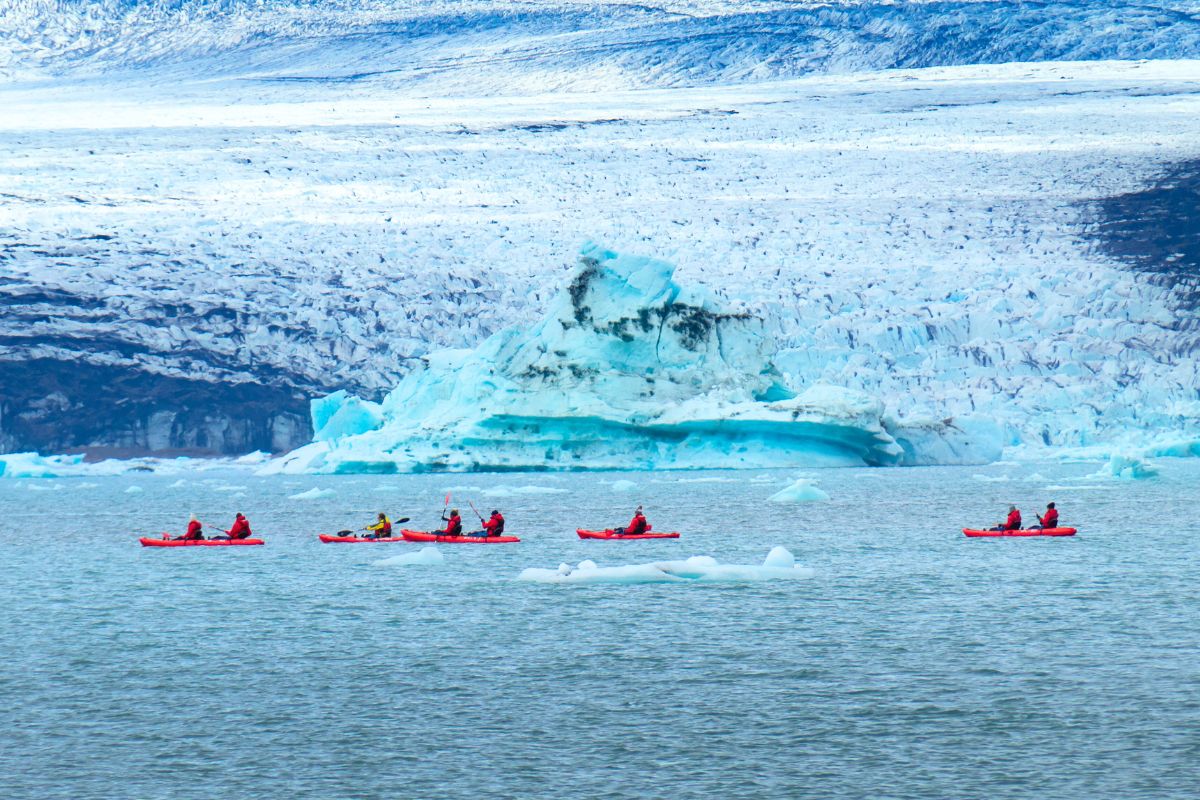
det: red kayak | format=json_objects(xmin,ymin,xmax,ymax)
[
  {"xmin": 140, "ymin": 537, "xmax": 264, "ymax": 547},
  {"xmin": 577, "ymin": 528, "xmax": 680, "ymax": 540},
  {"xmin": 400, "ymin": 529, "xmax": 520, "ymax": 544},
  {"xmin": 319, "ymin": 534, "xmax": 406, "ymax": 543},
  {"xmin": 963, "ymin": 528, "xmax": 1077, "ymax": 538}
]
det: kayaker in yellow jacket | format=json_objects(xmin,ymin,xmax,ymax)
[{"xmin": 364, "ymin": 513, "xmax": 392, "ymax": 539}]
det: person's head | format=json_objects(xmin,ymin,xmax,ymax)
[
  {"xmin": 236, "ymin": 512, "xmax": 245, "ymax": 519},
  {"xmin": 378, "ymin": 512, "xmax": 386, "ymax": 520},
  {"xmin": 451, "ymin": 508, "xmax": 459, "ymax": 515},
  {"xmin": 491, "ymin": 510, "xmax": 500, "ymax": 517},
  {"xmin": 636, "ymin": 505, "xmax": 644, "ymax": 515},
  {"xmin": 1047, "ymin": 502, "xmax": 1055, "ymax": 510},
  {"xmin": 190, "ymin": 514, "xmax": 198, "ymax": 523},
  {"xmin": 1009, "ymin": 505, "xmax": 1016, "ymax": 512}
]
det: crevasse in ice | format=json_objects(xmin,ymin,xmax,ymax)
[{"xmin": 267, "ymin": 244, "xmax": 1003, "ymax": 474}]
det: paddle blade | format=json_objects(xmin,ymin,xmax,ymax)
[
  {"xmin": 396, "ymin": 517, "xmax": 410, "ymax": 524},
  {"xmin": 444, "ymin": 493, "xmax": 451, "ymax": 506}
]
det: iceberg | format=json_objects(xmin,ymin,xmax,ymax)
[
  {"xmin": 517, "ymin": 547, "xmax": 815, "ymax": 585},
  {"xmin": 268, "ymin": 245, "xmax": 996, "ymax": 474},
  {"xmin": 0, "ymin": 452, "xmax": 84, "ymax": 479},
  {"xmin": 768, "ymin": 479, "xmax": 830, "ymax": 504},
  {"xmin": 288, "ymin": 487, "xmax": 337, "ymax": 500},
  {"xmin": 1095, "ymin": 454, "xmax": 1159, "ymax": 480}
]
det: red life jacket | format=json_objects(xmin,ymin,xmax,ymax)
[
  {"xmin": 627, "ymin": 513, "xmax": 647, "ymax": 535},
  {"xmin": 1042, "ymin": 509, "xmax": 1058, "ymax": 528},
  {"xmin": 483, "ymin": 514, "xmax": 505, "ymax": 536},
  {"xmin": 1005, "ymin": 510, "xmax": 1022, "ymax": 530},
  {"xmin": 228, "ymin": 518, "xmax": 252, "ymax": 539}
]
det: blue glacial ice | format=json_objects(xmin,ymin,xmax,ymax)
[
  {"xmin": 517, "ymin": 546, "xmax": 814, "ymax": 585},
  {"xmin": 268, "ymin": 245, "xmax": 1003, "ymax": 474}
]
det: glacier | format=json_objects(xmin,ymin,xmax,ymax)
[
  {"xmin": 267, "ymin": 244, "xmax": 1003, "ymax": 473},
  {"xmin": 2, "ymin": 2, "xmax": 1200, "ymax": 462}
]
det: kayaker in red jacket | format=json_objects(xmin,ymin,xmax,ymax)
[
  {"xmin": 1035, "ymin": 503, "xmax": 1058, "ymax": 530},
  {"xmin": 212, "ymin": 513, "xmax": 252, "ymax": 540},
  {"xmin": 439, "ymin": 509, "xmax": 463, "ymax": 537},
  {"xmin": 466, "ymin": 509, "xmax": 505, "ymax": 537},
  {"xmin": 483, "ymin": 510, "xmax": 505, "ymax": 537},
  {"xmin": 995, "ymin": 506, "xmax": 1022, "ymax": 531},
  {"xmin": 176, "ymin": 516, "xmax": 204, "ymax": 541},
  {"xmin": 616, "ymin": 506, "xmax": 648, "ymax": 536}
]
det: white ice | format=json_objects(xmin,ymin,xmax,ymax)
[
  {"xmin": 517, "ymin": 547, "xmax": 814, "ymax": 585},
  {"xmin": 288, "ymin": 487, "xmax": 337, "ymax": 500},
  {"xmin": 374, "ymin": 547, "xmax": 444, "ymax": 567}
]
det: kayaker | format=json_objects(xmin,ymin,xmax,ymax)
[
  {"xmin": 439, "ymin": 508, "xmax": 463, "ymax": 537},
  {"xmin": 176, "ymin": 515, "xmax": 204, "ymax": 541},
  {"xmin": 467, "ymin": 509, "xmax": 505, "ymax": 537},
  {"xmin": 364, "ymin": 513, "xmax": 392, "ymax": 539},
  {"xmin": 213, "ymin": 513, "xmax": 252, "ymax": 540},
  {"xmin": 615, "ymin": 505, "xmax": 648, "ymax": 536},
  {"xmin": 993, "ymin": 505, "xmax": 1022, "ymax": 531},
  {"xmin": 1033, "ymin": 502, "xmax": 1059, "ymax": 530}
]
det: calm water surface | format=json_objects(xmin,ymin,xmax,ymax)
[{"xmin": 1, "ymin": 462, "xmax": 1198, "ymax": 799}]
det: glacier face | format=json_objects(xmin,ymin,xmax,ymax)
[
  {"xmin": 270, "ymin": 244, "xmax": 1001, "ymax": 473},
  {"xmin": 2, "ymin": 3, "xmax": 1200, "ymax": 459}
]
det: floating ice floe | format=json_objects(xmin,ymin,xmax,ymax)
[
  {"xmin": 517, "ymin": 546, "xmax": 813, "ymax": 585},
  {"xmin": 609, "ymin": 479, "xmax": 638, "ymax": 491},
  {"xmin": 1094, "ymin": 454, "xmax": 1159, "ymax": 480},
  {"xmin": 124, "ymin": 485, "xmax": 144, "ymax": 494},
  {"xmin": 288, "ymin": 487, "xmax": 337, "ymax": 500},
  {"xmin": 374, "ymin": 547, "xmax": 444, "ymax": 567},
  {"xmin": 264, "ymin": 245, "xmax": 1001, "ymax": 475},
  {"xmin": 768, "ymin": 479, "xmax": 830, "ymax": 503}
]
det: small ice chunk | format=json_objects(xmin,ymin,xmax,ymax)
[
  {"xmin": 577, "ymin": 559, "xmax": 598, "ymax": 571},
  {"xmin": 609, "ymin": 479, "xmax": 638, "ymax": 491},
  {"xmin": 374, "ymin": 547, "xmax": 444, "ymax": 567},
  {"xmin": 125, "ymin": 485, "xmax": 144, "ymax": 494},
  {"xmin": 769, "ymin": 479, "xmax": 830, "ymax": 503},
  {"xmin": 289, "ymin": 487, "xmax": 337, "ymax": 500},
  {"xmin": 762, "ymin": 546, "xmax": 795, "ymax": 569}
]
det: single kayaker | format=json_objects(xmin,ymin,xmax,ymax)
[
  {"xmin": 439, "ymin": 508, "xmax": 463, "ymax": 537},
  {"xmin": 364, "ymin": 513, "xmax": 392, "ymax": 539},
  {"xmin": 213, "ymin": 513, "xmax": 253, "ymax": 540},
  {"xmin": 176, "ymin": 515, "xmax": 204, "ymax": 541},
  {"xmin": 467, "ymin": 509, "xmax": 505, "ymax": 537},
  {"xmin": 615, "ymin": 505, "xmax": 648, "ymax": 536},
  {"xmin": 993, "ymin": 505, "xmax": 1022, "ymax": 531},
  {"xmin": 1034, "ymin": 502, "xmax": 1059, "ymax": 530}
]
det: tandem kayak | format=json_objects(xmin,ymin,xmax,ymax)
[
  {"xmin": 318, "ymin": 534, "xmax": 406, "ymax": 543},
  {"xmin": 577, "ymin": 528, "xmax": 680, "ymax": 540},
  {"xmin": 962, "ymin": 528, "xmax": 1077, "ymax": 538},
  {"xmin": 400, "ymin": 529, "xmax": 520, "ymax": 544},
  {"xmin": 140, "ymin": 537, "xmax": 265, "ymax": 547}
]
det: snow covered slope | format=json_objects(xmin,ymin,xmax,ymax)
[
  {"xmin": 2, "ymin": 3, "xmax": 1200, "ymax": 458},
  {"xmin": 6, "ymin": 1, "xmax": 1200, "ymax": 87}
]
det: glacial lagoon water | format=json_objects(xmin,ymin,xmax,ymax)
[{"xmin": 1, "ymin": 462, "xmax": 1198, "ymax": 799}]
